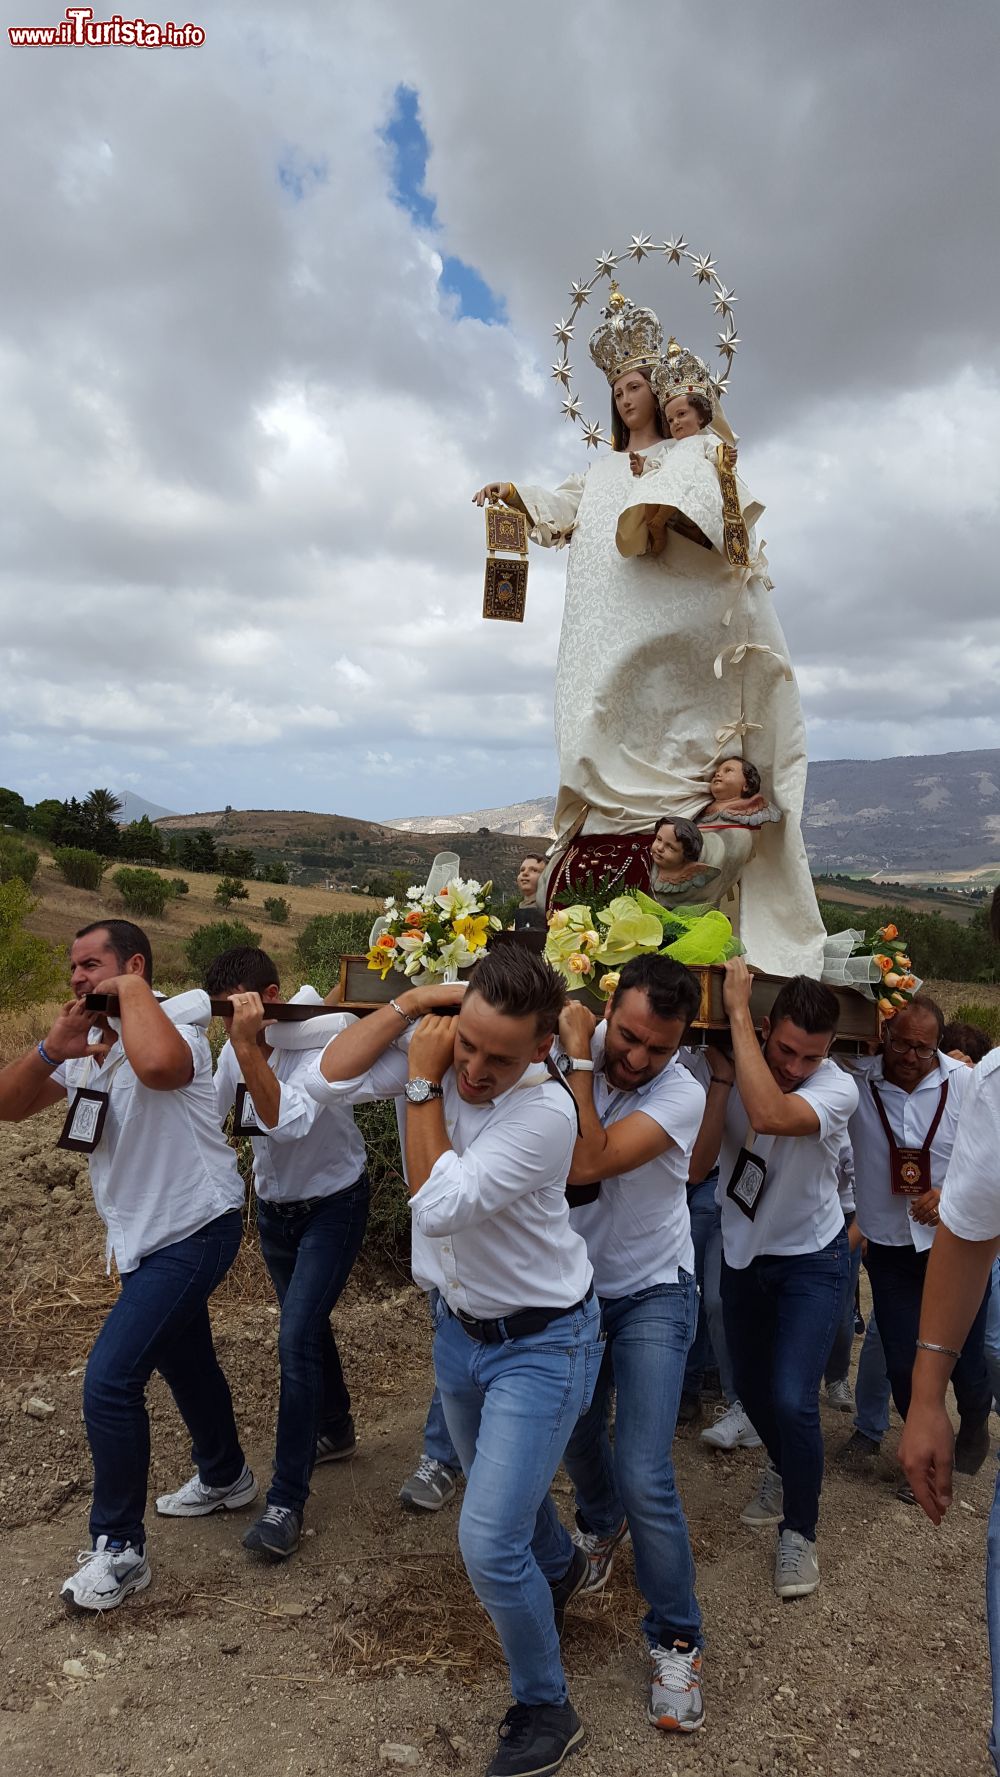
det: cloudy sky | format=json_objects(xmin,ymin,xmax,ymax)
[{"xmin": 1, "ymin": 0, "xmax": 998, "ymax": 823}]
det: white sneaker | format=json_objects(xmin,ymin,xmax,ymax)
[
  {"xmin": 741, "ymin": 1465, "xmax": 784, "ymax": 1526},
  {"xmin": 774, "ymin": 1528, "xmax": 820, "ymax": 1598},
  {"xmin": 570, "ymin": 1518, "xmax": 631, "ymax": 1593},
  {"xmin": 61, "ymin": 1537, "xmax": 151, "ymax": 1613},
  {"xmin": 825, "ymin": 1378, "xmax": 855, "ymax": 1413},
  {"xmin": 700, "ymin": 1400, "xmax": 762, "ymax": 1450},
  {"xmin": 156, "ymin": 1462, "xmax": 258, "ymax": 1517}
]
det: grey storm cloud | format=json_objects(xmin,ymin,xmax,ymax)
[{"xmin": 0, "ymin": 0, "xmax": 997, "ymax": 818}]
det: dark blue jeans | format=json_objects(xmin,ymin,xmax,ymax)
[
  {"xmin": 683, "ymin": 1171, "xmax": 720, "ymax": 1394},
  {"xmin": 83, "ymin": 1209, "xmax": 245, "ymax": 1547},
  {"xmin": 825, "ymin": 1217, "xmax": 862, "ymax": 1384},
  {"xmin": 865, "ymin": 1239, "xmax": 992, "ymax": 1425},
  {"xmin": 256, "ymin": 1175, "xmax": 369, "ymax": 1512},
  {"xmin": 722, "ymin": 1229, "xmax": 851, "ymax": 1541}
]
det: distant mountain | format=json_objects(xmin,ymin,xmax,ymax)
[
  {"xmin": 116, "ymin": 791, "xmax": 177, "ymax": 824},
  {"xmin": 386, "ymin": 748, "xmax": 1000, "ymax": 874}
]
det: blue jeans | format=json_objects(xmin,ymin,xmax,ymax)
[
  {"xmin": 421, "ymin": 1291, "xmax": 461, "ymax": 1470},
  {"xmin": 722, "ymin": 1230, "xmax": 851, "ymax": 1541},
  {"xmin": 563, "ymin": 1277, "xmax": 703, "ymax": 1650},
  {"xmin": 702, "ymin": 1203, "xmax": 736, "ymax": 1403},
  {"xmin": 988, "ymin": 1461, "xmax": 1000, "ymax": 1771},
  {"xmin": 853, "ymin": 1316, "xmax": 892, "ymax": 1443},
  {"xmin": 83, "ymin": 1209, "xmax": 245, "ymax": 1547},
  {"xmin": 683, "ymin": 1174, "xmax": 719, "ymax": 1395},
  {"xmin": 257, "ymin": 1176, "xmax": 369, "ymax": 1512},
  {"xmin": 985, "ymin": 1258, "xmax": 1000, "ymax": 1409},
  {"xmin": 433, "ymin": 1292, "xmax": 603, "ymax": 1707},
  {"xmin": 825, "ymin": 1224, "xmax": 862, "ymax": 1384},
  {"xmin": 865, "ymin": 1241, "xmax": 992, "ymax": 1424}
]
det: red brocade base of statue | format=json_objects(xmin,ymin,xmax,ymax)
[{"xmin": 545, "ymin": 832, "xmax": 653, "ymax": 911}]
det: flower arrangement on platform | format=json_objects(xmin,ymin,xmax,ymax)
[
  {"xmin": 366, "ymin": 877, "xmax": 501, "ymax": 982},
  {"xmin": 821, "ymin": 923, "xmax": 921, "ymax": 1019},
  {"xmin": 544, "ymin": 890, "xmax": 741, "ymax": 996}
]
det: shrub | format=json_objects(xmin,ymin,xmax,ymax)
[
  {"xmin": 112, "ymin": 866, "xmax": 173, "ymax": 918},
  {"xmin": 53, "ymin": 846, "xmax": 106, "ymax": 891},
  {"xmin": 953, "ymin": 1003, "xmax": 1000, "ymax": 1047},
  {"xmin": 263, "ymin": 895, "xmax": 291, "ymax": 925},
  {"xmin": 355, "ymin": 1099, "xmax": 410, "ymax": 1270},
  {"xmin": 168, "ymin": 877, "xmax": 190, "ymax": 896},
  {"xmin": 184, "ymin": 919, "xmax": 261, "ymax": 985},
  {"xmin": 0, "ymin": 834, "xmax": 39, "ymax": 887},
  {"xmin": 215, "ymin": 876, "xmax": 249, "ymax": 908},
  {"xmin": 0, "ymin": 879, "xmax": 65, "ymax": 1011},
  {"xmin": 296, "ymin": 909, "xmax": 375, "ymax": 996}
]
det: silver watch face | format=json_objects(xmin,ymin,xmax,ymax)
[{"xmin": 405, "ymin": 1078, "xmax": 437, "ymax": 1103}]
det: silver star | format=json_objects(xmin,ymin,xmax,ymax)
[
  {"xmin": 689, "ymin": 251, "xmax": 717, "ymax": 284},
  {"xmin": 550, "ymin": 359, "xmax": 573, "ymax": 387},
  {"xmin": 561, "ymin": 392, "xmax": 583, "ymax": 422},
  {"xmin": 581, "ymin": 419, "xmax": 607, "ymax": 448},
  {"xmin": 708, "ymin": 374, "xmax": 730, "ymax": 399},
  {"xmin": 712, "ymin": 282, "xmax": 738, "ymax": 318},
  {"xmin": 660, "ymin": 234, "xmax": 688, "ymax": 264},
  {"xmin": 718, "ymin": 326, "xmax": 740, "ymax": 358},
  {"xmin": 553, "ymin": 316, "xmax": 575, "ymax": 346},
  {"xmin": 627, "ymin": 232, "xmax": 653, "ymax": 262},
  {"xmin": 594, "ymin": 249, "xmax": 619, "ymax": 279},
  {"xmin": 569, "ymin": 279, "xmax": 592, "ymax": 307}
]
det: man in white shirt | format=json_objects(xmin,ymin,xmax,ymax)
[
  {"xmin": 694, "ymin": 961, "xmax": 858, "ymax": 1600},
  {"xmin": 0, "ymin": 920, "xmax": 252, "ymax": 1614},
  {"xmin": 900, "ymin": 1045, "xmax": 1000, "ymax": 1773},
  {"xmin": 165, "ymin": 946, "xmax": 368, "ymax": 1562},
  {"xmin": 844, "ymin": 998, "xmax": 990, "ymax": 1478},
  {"xmin": 305, "ymin": 946, "xmax": 603, "ymax": 1777},
  {"xmin": 554, "ymin": 956, "xmax": 708, "ymax": 1737}
]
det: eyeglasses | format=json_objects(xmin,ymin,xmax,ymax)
[{"xmin": 885, "ymin": 1036, "xmax": 937, "ymax": 1062}]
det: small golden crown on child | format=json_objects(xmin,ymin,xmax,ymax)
[
  {"xmin": 653, "ymin": 336, "xmax": 713, "ymax": 408},
  {"xmin": 588, "ymin": 281, "xmax": 664, "ymax": 385}
]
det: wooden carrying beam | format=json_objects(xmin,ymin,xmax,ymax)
[{"xmin": 85, "ymin": 993, "xmax": 336, "ymax": 1023}]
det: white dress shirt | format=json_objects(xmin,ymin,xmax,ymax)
[
  {"xmin": 940, "ymin": 1049, "xmax": 1000, "ymax": 1242},
  {"xmin": 564, "ymin": 1027, "xmax": 706, "ymax": 1297},
  {"xmin": 304, "ymin": 1038, "xmax": 591, "ymax": 1319},
  {"xmin": 52, "ymin": 995, "xmax": 244, "ymax": 1275},
  {"xmin": 718, "ymin": 1059, "xmax": 858, "ymax": 1268},
  {"xmin": 845, "ymin": 1052, "xmax": 969, "ymax": 1251},
  {"xmin": 214, "ymin": 1036, "xmax": 366, "ymax": 1204}
]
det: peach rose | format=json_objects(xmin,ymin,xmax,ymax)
[{"xmin": 878, "ymin": 924, "xmax": 899, "ymax": 942}]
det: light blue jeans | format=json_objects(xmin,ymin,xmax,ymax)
[
  {"xmin": 421, "ymin": 1293, "xmax": 461, "ymax": 1471},
  {"xmin": 853, "ymin": 1315, "xmax": 893, "ymax": 1444},
  {"xmin": 433, "ymin": 1291, "xmax": 603, "ymax": 1707},
  {"xmin": 562, "ymin": 1276, "xmax": 703, "ymax": 1650}
]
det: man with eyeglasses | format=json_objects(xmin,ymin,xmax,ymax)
[{"xmin": 843, "ymin": 996, "xmax": 992, "ymax": 1483}]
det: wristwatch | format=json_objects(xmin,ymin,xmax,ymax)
[
  {"xmin": 404, "ymin": 1078, "xmax": 445, "ymax": 1104},
  {"xmin": 559, "ymin": 1055, "xmax": 595, "ymax": 1075}
]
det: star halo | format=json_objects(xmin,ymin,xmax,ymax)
[{"xmin": 552, "ymin": 237, "xmax": 741, "ymax": 450}]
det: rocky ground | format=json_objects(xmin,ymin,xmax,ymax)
[{"xmin": 1, "ymin": 1106, "xmax": 995, "ymax": 1777}]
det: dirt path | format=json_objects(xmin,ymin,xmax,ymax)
[{"xmin": 1, "ymin": 1115, "xmax": 995, "ymax": 1777}]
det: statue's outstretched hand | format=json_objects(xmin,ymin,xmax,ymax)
[{"xmin": 472, "ymin": 481, "xmax": 510, "ymax": 506}]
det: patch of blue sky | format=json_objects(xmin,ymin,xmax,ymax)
[{"xmin": 381, "ymin": 84, "xmax": 506, "ymax": 325}]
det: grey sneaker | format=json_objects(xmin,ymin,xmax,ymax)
[
  {"xmin": 398, "ymin": 1455, "xmax": 458, "ymax": 1513},
  {"xmin": 314, "ymin": 1420, "xmax": 357, "ymax": 1464},
  {"xmin": 774, "ymin": 1528, "xmax": 819, "ymax": 1598},
  {"xmin": 741, "ymin": 1465, "xmax": 783, "ymax": 1526},
  {"xmin": 825, "ymin": 1378, "xmax": 855, "ymax": 1413},
  {"xmin": 647, "ymin": 1640, "xmax": 705, "ymax": 1734},
  {"xmin": 569, "ymin": 1517, "xmax": 630, "ymax": 1594},
  {"xmin": 156, "ymin": 1462, "xmax": 258, "ymax": 1517}
]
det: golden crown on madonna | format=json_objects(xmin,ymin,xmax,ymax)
[
  {"xmin": 588, "ymin": 282, "xmax": 664, "ymax": 385},
  {"xmin": 653, "ymin": 337, "xmax": 711, "ymax": 406}
]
